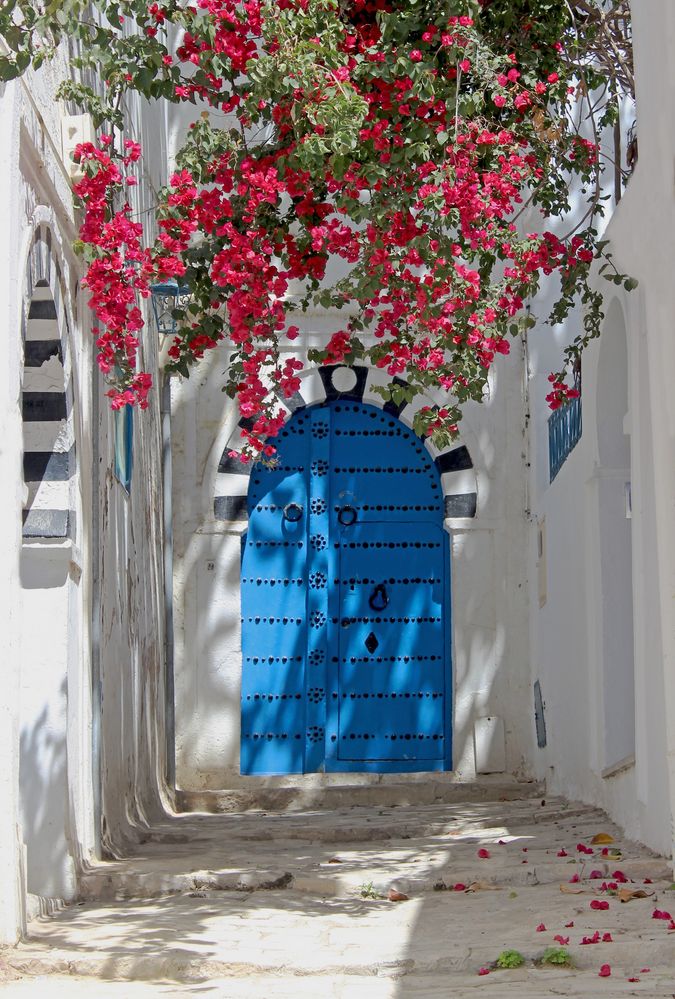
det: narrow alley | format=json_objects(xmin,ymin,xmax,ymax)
[{"xmin": 2, "ymin": 784, "xmax": 674, "ymax": 997}]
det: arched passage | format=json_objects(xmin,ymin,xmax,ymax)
[{"xmin": 240, "ymin": 399, "xmax": 452, "ymax": 775}]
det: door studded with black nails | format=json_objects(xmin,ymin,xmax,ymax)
[{"xmin": 240, "ymin": 401, "xmax": 451, "ymax": 775}]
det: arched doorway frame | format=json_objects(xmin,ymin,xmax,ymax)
[
  {"xmin": 20, "ymin": 216, "xmax": 80, "ymax": 541},
  {"xmin": 212, "ymin": 364, "xmax": 479, "ymax": 526},
  {"xmin": 17, "ymin": 210, "xmax": 86, "ymax": 902}
]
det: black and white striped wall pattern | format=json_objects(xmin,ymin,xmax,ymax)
[
  {"xmin": 213, "ymin": 365, "xmax": 478, "ymax": 523},
  {"xmin": 21, "ymin": 225, "xmax": 76, "ymax": 540}
]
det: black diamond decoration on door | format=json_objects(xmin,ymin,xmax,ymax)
[{"xmin": 365, "ymin": 632, "xmax": 379, "ymax": 654}]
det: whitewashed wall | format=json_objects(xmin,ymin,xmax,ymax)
[
  {"xmin": 526, "ymin": 1, "xmax": 675, "ymax": 857},
  {"xmin": 0, "ymin": 39, "xmax": 172, "ymax": 935},
  {"xmin": 170, "ymin": 317, "xmax": 535, "ymax": 788}
]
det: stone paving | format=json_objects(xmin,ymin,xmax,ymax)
[{"xmin": 2, "ymin": 788, "xmax": 675, "ymax": 997}]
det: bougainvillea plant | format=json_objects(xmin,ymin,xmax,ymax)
[{"xmin": 0, "ymin": 0, "xmax": 634, "ymax": 458}]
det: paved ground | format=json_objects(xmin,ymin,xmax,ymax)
[{"xmin": 2, "ymin": 789, "xmax": 675, "ymax": 997}]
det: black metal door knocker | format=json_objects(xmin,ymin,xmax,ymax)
[
  {"xmin": 283, "ymin": 502, "xmax": 303, "ymax": 522},
  {"xmin": 368, "ymin": 582, "xmax": 389, "ymax": 611},
  {"xmin": 337, "ymin": 505, "xmax": 357, "ymax": 526}
]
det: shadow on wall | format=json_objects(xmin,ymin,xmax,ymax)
[
  {"xmin": 19, "ymin": 544, "xmax": 76, "ymax": 901},
  {"xmin": 19, "ymin": 681, "xmax": 74, "ymax": 901}
]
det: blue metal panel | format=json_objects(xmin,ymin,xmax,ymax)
[{"xmin": 240, "ymin": 400, "xmax": 451, "ymax": 775}]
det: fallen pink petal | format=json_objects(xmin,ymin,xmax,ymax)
[
  {"xmin": 554, "ymin": 935, "xmax": 570, "ymax": 945},
  {"xmin": 602, "ymin": 932, "xmax": 613, "ymax": 942},
  {"xmin": 536, "ymin": 923, "xmax": 546, "ymax": 932},
  {"xmin": 478, "ymin": 967, "xmax": 490, "ymax": 976},
  {"xmin": 598, "ymin": 964, "xmax": 611, "ymax": 977},
  {"xmin": 557, "ymin": 849, "xmax": 568, "ymax": 857},
  {"xmin": 581, "ymin": 931, "xmax": 602, "ymax": 945},
  {"xmin": 590, "ymin": 899, "xmax": 610, "ymax": 910},
  {"xmin": 477, "ymin": 848, "xmax": 491, "ymax": 859}
]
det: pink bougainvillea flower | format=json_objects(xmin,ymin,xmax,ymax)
[
  {"xmin": 577, "ymin": 843, "xmax": 594, "ymax": 855},
  {"xmin": 565, "ymin": 921, "xmax": 575, "ymax": 928},
  {"xmin": 644, "ymin": 878, "xmax": 653, "ymax": 884},
  {"xmin": 536, "ymin": 923, "xmax": 546, "ymax": 932},
  {"xmin": 477, "ymin": 848, "xmax": 491, "ymax": 859},
  {"xmin": 589, "ymin": 870, "xmax": 603, "ymax": 879},
  {"xmin": 598, "ymin": 964, "xmax": 611, "ymax": 977},
  {"xmin": 652, "ymin": 909, "xmax": 672, "ymax": 921},
  {"xmin": 453, "ymin": 883, "xmax": 467, "ymax": 892},
  {"xmin": 590, "ymin": 900, "xmax": 609, "ymax": 911},
  {"xmin": 569, "ymin": 874, "xmax": 580, "ymax": 883},
  {"xmin": 612, "ymin": 870, "xmax": 628, "ymax": 883},
  {"xmin": 477, "ymin": 967, "xmax": 490, "ymax": 976},
  {"xmin": 554, "ymin": 935, "xmax": 569, "ymax": 945},
  {"xmin": 557, "ymin": 848, "xmax": 568, "ymax": 857},
  {"xmin": 628, "ymin": 977, "xmax": 640, "ymax": 983},
  {"xmin": 667, "ymin": 920, "xmax": 675, "ymax": 931},
  {"xmin": 640, "ymin": 968, "xmax": 651, "ymax": 973},
  {"xmin": 602, "ymin": 933, "xmax": 613, "ymax": 943}
]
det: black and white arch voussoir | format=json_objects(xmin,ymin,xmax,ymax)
[
  {"xmin": 213, "ymin": 365, "xmax": 478, "ymax": 524},
  {"xmin": 21, "ymin": 224, "xmax": 76, "ymax": 540}
]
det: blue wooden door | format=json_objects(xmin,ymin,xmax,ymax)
[{"xmin": 241, "ymin": 401, "xmax": 451, "ymax": 774}]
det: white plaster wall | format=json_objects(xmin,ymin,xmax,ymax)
[
  {"xmin": 0, "ymin": 32, "xmax": 173, "ymax": 918},
  {"xmin": 526, "ymin": 1, "xmax": 675, "ymax": 857},
  {"xmin": 172, "ymin": 318, "xmax": 534, "ymax": 788},
  {"xmin": 10, "ymin": 61, "xmax": 89, "ymax": 904},
  {"xmin": 0, "ymin": 77, "xmax": 27, "ymax": 944},
  {"xmin": 96, "ymin": 93, "xmax": 171, "ymax": 848}
]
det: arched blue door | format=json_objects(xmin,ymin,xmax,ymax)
[{"xmin": 241, "ymin": 401, "xmax": 451, "ymax": 774}]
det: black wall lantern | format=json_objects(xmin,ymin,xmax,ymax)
[{"xmin": 150, "ymin": 279, "xmax": 191, "ymax": 336}]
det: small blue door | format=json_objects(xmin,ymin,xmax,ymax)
[{"xmin": 241, "ymin": 401, "xmax": 451, "ymax": 774}]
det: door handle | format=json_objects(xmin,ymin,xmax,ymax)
[
  {"xmin": 338, "ymin": 505, "xmax": 357, "ymax": 526},
  {"xmin": 283, "ymin": 502, "xmax": 303, "ymax": 522}
]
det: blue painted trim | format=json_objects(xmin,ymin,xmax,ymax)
[
  {"xmin": 113, "ymin": 404, "xmax": 134, "ymax": 492},
  {"xmin": 548, "ymin": 395, "xmax": 582, "ymax": 482}
]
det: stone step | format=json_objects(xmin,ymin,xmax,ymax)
[
  {"xmin": 175, "ymin": 777, "xmax": 545, "ymax": 814},
  {"xmin": 9, "ymin": 797, "xmax": 673, "ymax": 996},
  {"xmin": 4, "ymin": 887, "xmax": 675, "ymax": 984},
  {"xmin": 77, "ymin": 795, "xmax": 669, "ymax": 903},
  {"xmin": 79, "ymin": 854, "xmax": 671, "ymax": 903}
]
